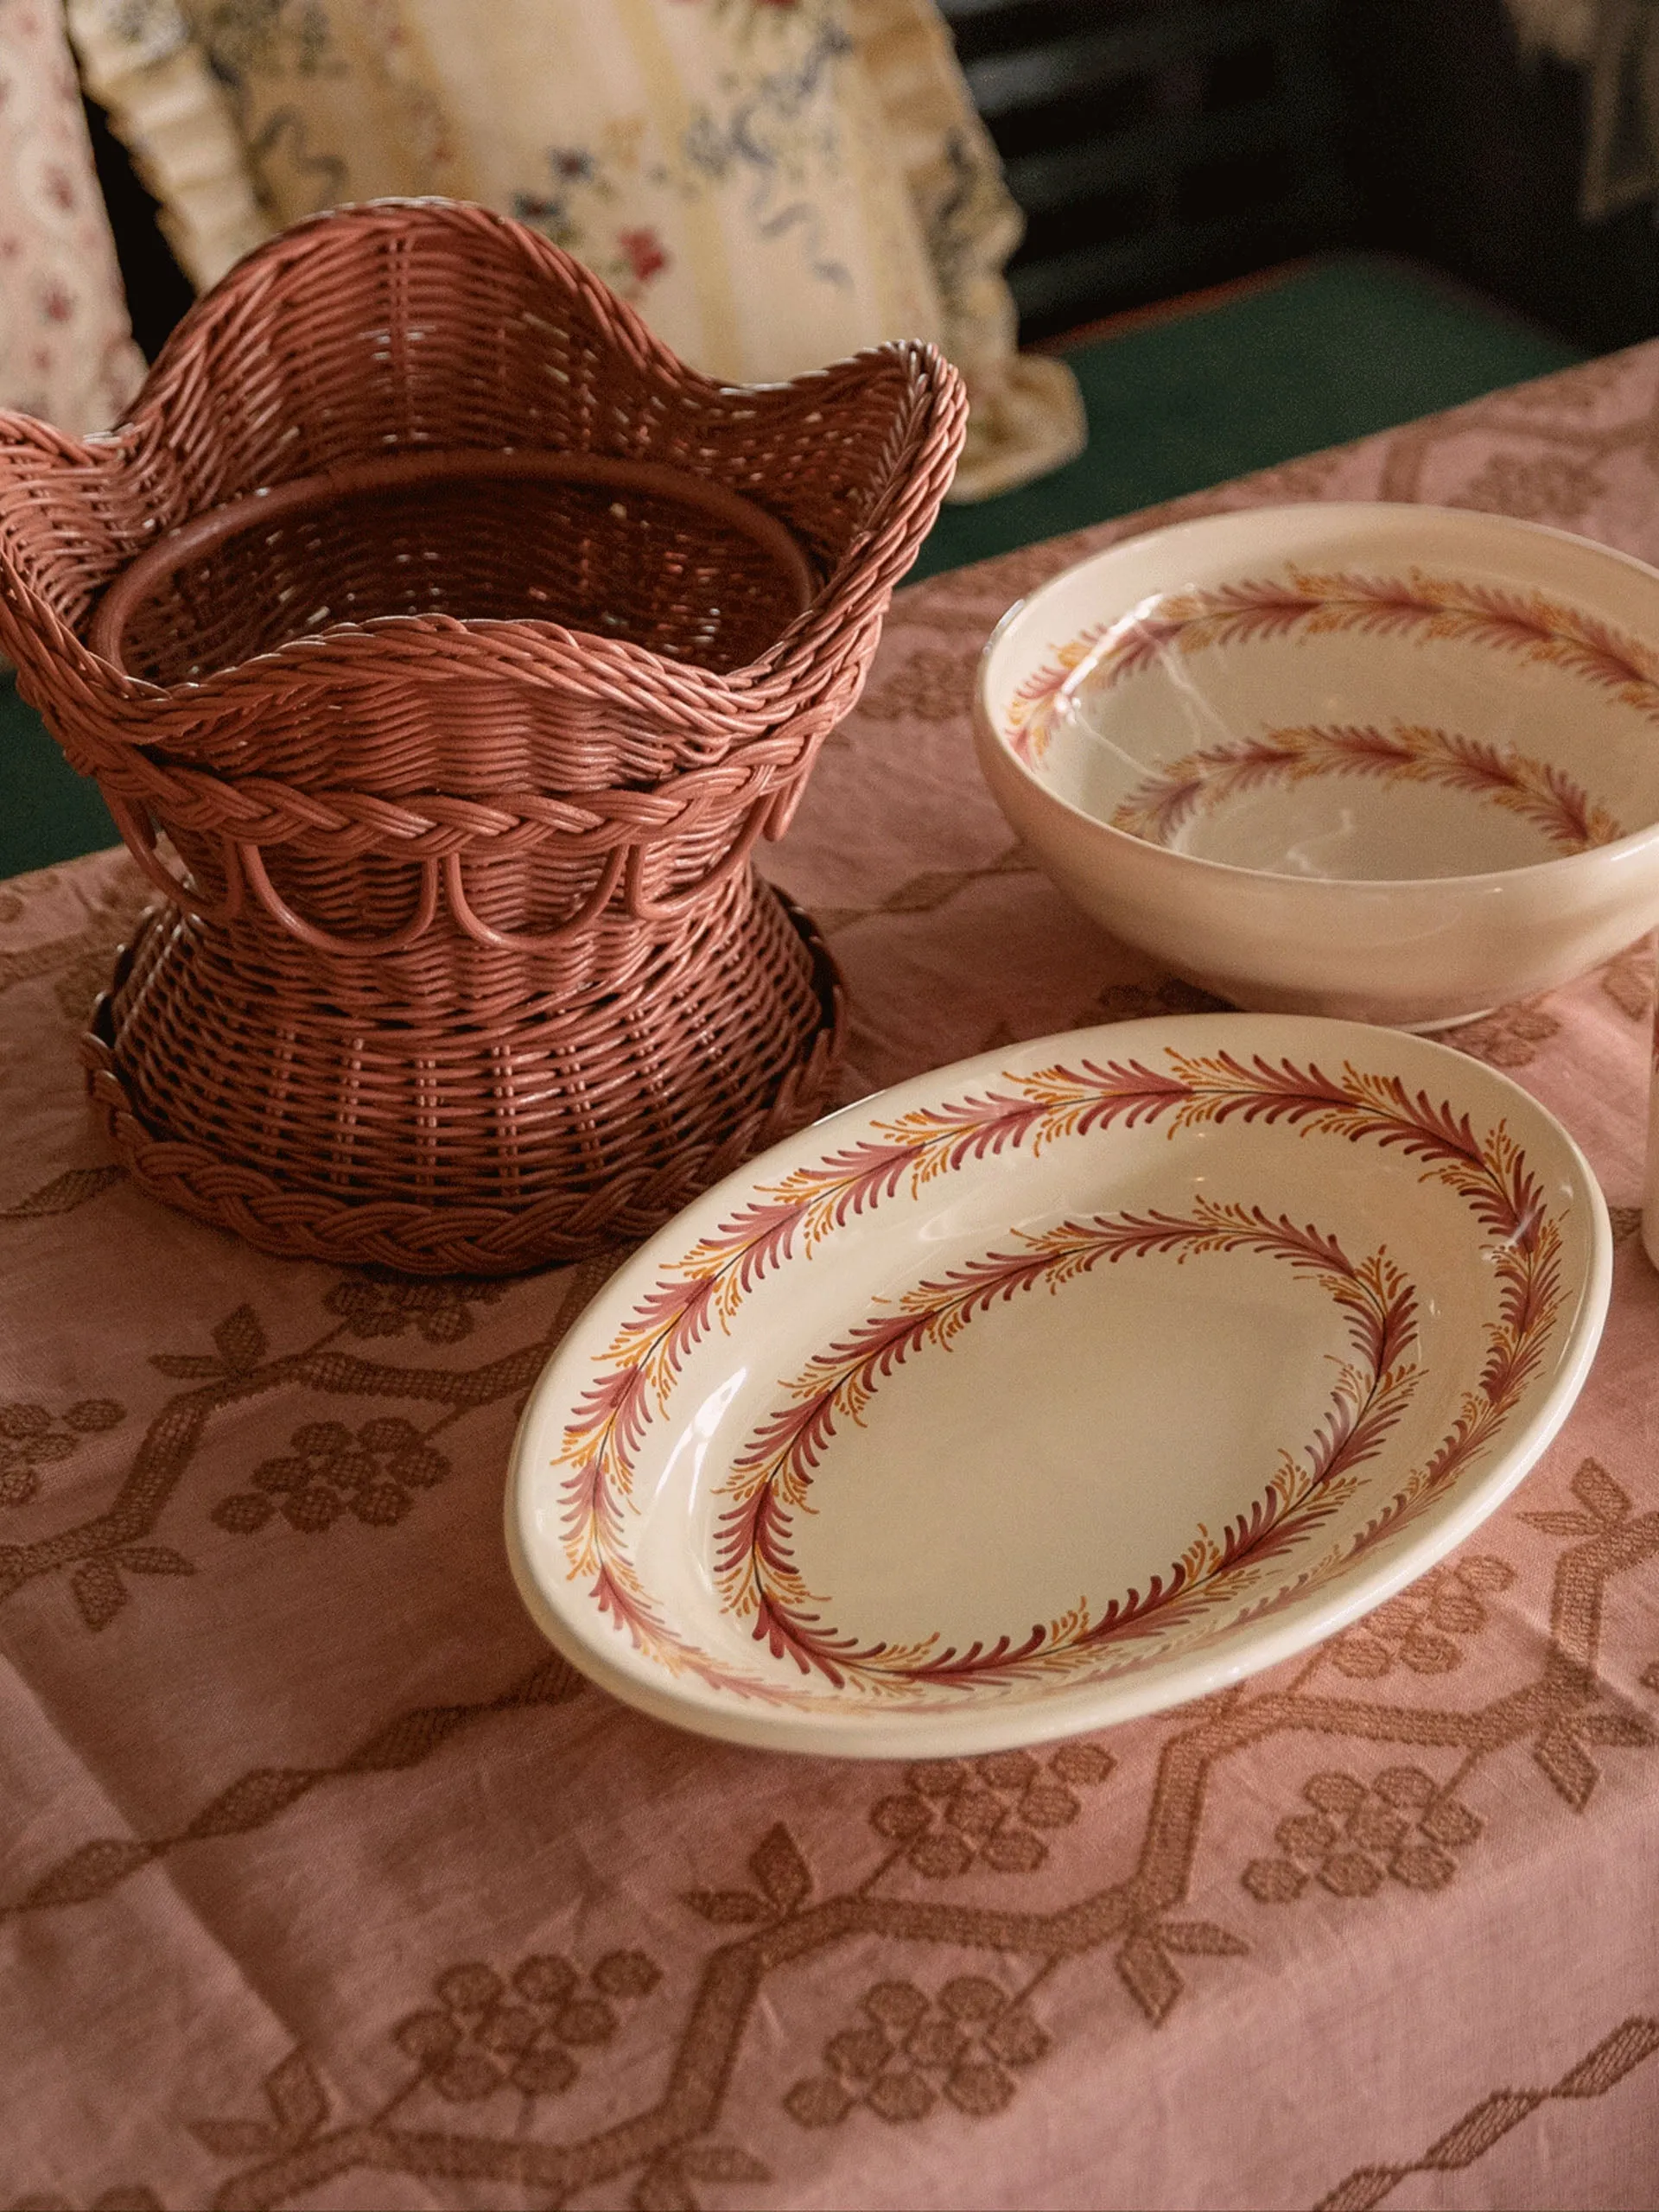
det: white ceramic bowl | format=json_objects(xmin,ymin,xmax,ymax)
[{"xmin": 975, "ymin": 504, "xmax": 1659, "ymax": 1027}]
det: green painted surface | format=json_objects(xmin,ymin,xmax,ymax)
[
  {"xmin": 909, "ymin": 253, "xmax": 1584, "ymax": 582},
  {"xmin": 0, "ymin": 252, "xmax": 1585, "ymax": 878},
  {"xmin": 0, "ymin": 677, "xmax": 117, "ymax": 879}
]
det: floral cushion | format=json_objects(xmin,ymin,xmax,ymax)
[
  {"xmin": 0, "ymin": 0, "xmax": 143, "ymax": 432},
  {"xmin": 65, "ymin": 0, "xmax": 1083, "ymax": 499}
]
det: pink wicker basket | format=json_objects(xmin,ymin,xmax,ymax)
[{"xmin": 0, "ymin": 200, "xmax": 967, "ymax": 1273}]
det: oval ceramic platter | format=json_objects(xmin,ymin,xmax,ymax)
[{"xmin": 507, "ymin": 1014, "xmax": 1611, "ymax": 1757}]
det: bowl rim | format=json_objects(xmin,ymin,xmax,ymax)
[{"xmin": 973, "ymin": 500, "xmax": 1659, "ymax": 894}]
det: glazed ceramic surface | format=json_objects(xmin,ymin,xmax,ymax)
[
  {"xmin": 975, "ymin": 505, "xmax": 1659, "ymax": 1027},
  {"xmin": 507, "ymin": 1014, "xmax": 1611, "ymax": 1756}
]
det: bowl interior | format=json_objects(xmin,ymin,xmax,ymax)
[{"xmin": 985, "ymin": 505, "xmax": 1659, "ymax": 882}]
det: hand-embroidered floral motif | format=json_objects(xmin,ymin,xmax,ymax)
[
  {"xmin": 1324, "ymin": 1556, "xmax": 1514, "ymax": 1680},
  {"xmin": 13, "ymin": 1459, "xmax": 1652, "ymax": 2201},
  {"xmin": 1456, "ymin": 450, "xmax": 1606, "ymax": 524},
  {"xmin": 0, "ymin": 1397, "xmax": 122, "ymax": 1508},
  {"xmin": 1444, "ymin": 1001, "xmax": 1561, "ymax": 1071},
  {"xmin": 1599, "ymin": 938, "xmax": 1652, "ymax": 1023},
  {"xmin": 1, "ymin": 1282, "xmax": 585, "ymax": 1633},
  {"xmin": 394, "ymin": 1950, "xmax": 662, "ymax": 2104},
  {"xmin": 869, "ymin": 1745, "xmax": 1115, "ymax": 1877},
  {"xmin": 1243, "ymin": 1766, "xmax": 1483, "ymax": 1904},
  {"xmin": 784, "ymin": 1975, "xmax": 1052, "ymax": 2127},
  {"xmin": 321, "ymin": 1274, "xmax": 509, "ymax": 1344},
  {"xmin": 212, "ymin": 1417, "xmax": 448, "ymax": 1535},
  {"xmin": 514, "ymin": 137, "xmax": 676, "ymax": 305}
]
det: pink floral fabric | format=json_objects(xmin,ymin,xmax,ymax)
[
  {"xmin": 0, "ymin": 0, "xmax": 143, "ymax": 429},
  {"xmin": 3, "ymin": 347, "xmax": 1659, "ymax": 2209}
]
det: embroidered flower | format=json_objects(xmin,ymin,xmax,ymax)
[
  {"xmin": 322, "ymin": 1274, "xmax": 506, "ymax": 1344},
  {"xmin": 785, "ymin": 1976, "xmax": 1051, "ymax": 2127},
  {"xmin": 212, "ymin": 1417, "xmax": 448, "ymax": 1535},
  {"xmin": 393, "ymin": 1950, "xmax": 661, "ymax": 2103},
  {"xmin": 1244, "ymin": 1766, "xmax": 1483, "ymax": 1904},
  {"xmin": 618, "ymin": 226, "xmax": 669, "ymax": 285},
  {"xmin": 869, "ymin": 1743, "xmax": 1113, "ymax": 1878},
  {"xmin": 0, "ymin": 1398, "xmax": 123, "ymax": 1508},
  {"xmin": 1325, "ymin": 1556, "xmax": 1513, "ymax": 1680}
]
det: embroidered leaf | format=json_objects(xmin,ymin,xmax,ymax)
[
  {"xmin": 683, "ymin": 1890, "xmax": 772, "ymax": 1925},
  {"xmin": 350, "ymin": 1708, "xmax": 474, "ymax": 1772},
  {"xmin": 111, "ymin": 1547, "xmax": 194, "ymax": 1578},
  {"xmin": 1421, "ymin": 2089, "xmax": 1541, "ymax": 2166},
  {"xmin": 263, "ymin": 2048, "xmax": 327, "ymax": 2145},
  {"xmin": 149, "ymin": 1354, "xmax": 227, "ymax": 1380},
  {"xmin": 1572, "ymin": 1459, "xmax": 1630, "ymax": 1525},
  {"xmin": 70, "ymin": 1557, "xmax": 126, "ymax": 1630},
  {"xmin": 188, "ymin": 2119, "xmax": 283, "ymax": 2160},
  {"xmin": 1158, "ymin": 1918, "xmax": 1249, "ymax": 1957},
  {"xmin": 0, "ymin": 1164, "xmax": 124, "ymax": 1219},
  {"xmin": 22, "ymin": 1836, "xmax": 156, "ymax": 1908},
  {"xmin": 681, "ymin": 2145, "xmax": 771, "ymax": 2183},
  {"xmin": 1517, "ymin": 1511, "xmax": 1596, "ymax": 1538},
  {"xmin": 213, "ymin": 1305, "xmax": 268, "ymax": 1376},
  {"xmin": 183, "ymin": 1768, "xmax": 318, "ymax": 1840},
  {"xmin": 1533, "ymin": 1724, "xmax": 1599, "ymax": 1810},
  {"xmin": 631, "ymin": 2159, "xmax": 698, "ymax": 2212},
  {"xmin": 513, "ymin": 1652, "xmax": 586, "ymax": 1707},
  {"xmin": 1116, "ymin": 1933, "xmax": 1182, "ymax": 2023},
  {"xmin": 1313, "ymin": 2164, "xmax": 1411, "ymax": 2212},
  {"xmin": 1580, "ymin": 1710, "xmax": 1655, "ymax": 1747},
  {"xmin": 1555, "ymin": 2015, "xmax": 1659, "ymax": 2095},
  {"xmin": 749, "ymin": 1823, "xmax": 811, "ymax": 1912}
]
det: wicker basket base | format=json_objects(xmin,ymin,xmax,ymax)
[{"xmin": 82, "ymin": 895, "xmax": 844, "ymax": 1276}]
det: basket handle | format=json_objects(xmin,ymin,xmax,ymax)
[
  {"xmin": 621, "ymin": 796, "xmax": 776, "ymax": 923},
  {"xmin": 238, "ymin": 842, "xmax": 442, "ymax": 954},
  {"xmin": 442, "ymin": 845, "xmax": 628, "ymax": 951},
  {"xmin": 105, "ymin": 797, "xmax": 248, "ymax": 925}
]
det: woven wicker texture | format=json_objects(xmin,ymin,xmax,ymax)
[{"xmin": 0, "ymin": 198, "xmax": 967, "ymax": 1272}]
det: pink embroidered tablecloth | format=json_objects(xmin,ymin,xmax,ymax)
[{"xmin": 5, "ymin": 349, "xmax": 1659, "ymax": 2212}]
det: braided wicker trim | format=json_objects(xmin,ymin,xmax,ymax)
[{"xmin": 82, "ymin": 901, "xmax": 846, "ymax": 1277}]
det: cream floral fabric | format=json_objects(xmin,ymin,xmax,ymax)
[
  {"xmin": 0, "ymin": 0, "xmax": 143, "ymax": 431},
  {"xmin": 61, "ymin": 0, "xmax": 269, "ymax": 289},
  {"xmin": 65, "ymin": 0, "xmax": 1084, "ymax": 500}
]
